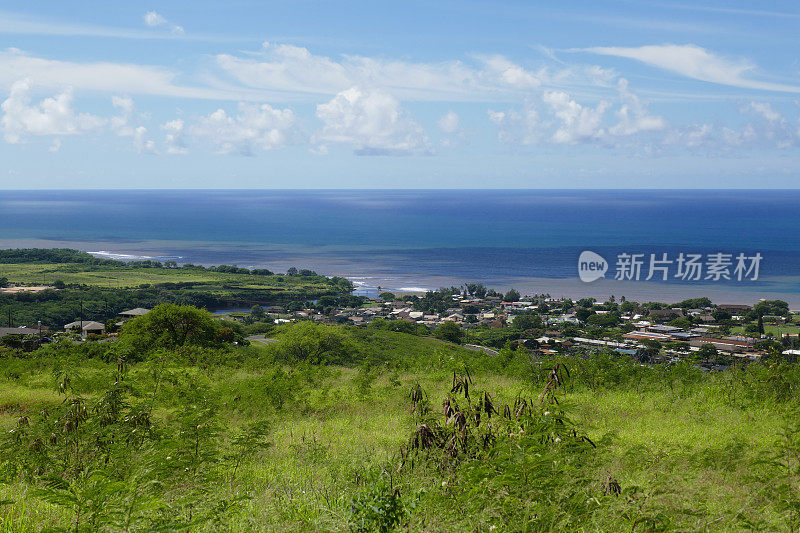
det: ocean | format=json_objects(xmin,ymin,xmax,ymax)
[{"xmin": 1, "ymin": 189, "xmax": 799, "ymax": 306}]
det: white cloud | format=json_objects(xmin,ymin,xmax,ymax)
[
  {"xmin": 191, "ymin": 103, "xmax": 296, "ymax": 155},
  {"xmin": 608, "ymin": 79, "xmax": 667, "ymax": 136},
  {"xmin": 216, "ymin": 43, "xmax": 605, "ymax": 102},
  {"xmin": 438, "ymin": 111, "xmax": 460, "ymax": 133},
  {"xmin": 161, "ymin": 118, "xmax": 187, "ymax": 154},
  {"xmin": 488, "ymin": 101, "xmax": 544, "ymax": 145},
  {"xmin": 133, "ymin": 126, "xmax": 156, "ymax": 154},
  {"xmin": 1, "ymin": 79, "xmax": 105, "ymax": 143},
  {"xmin": 480, "ymin": 55, "xmax": 542, "ymax": 88},
  {"xmin": 143, "ymin": 11, "xmax": 167, "ymax": 27},
  {"xmin": 0, "ymin": 49, "xmax": 259, "ymax": 101},
  {"xmin": 315, "ymin": 87, "xmax": 429, "ymax": 155},
  {"xmin": 143, "ymin": 11, "xmax": 184, "ymax": 35},
  {"xmin": 542, "ymin": 90, "xmax": 610, "ymax": 143},
  {"xmin": 0, "ymin": 10, "xmax": 202, "ymax": 40},
  {"xmin": 579, "ymin": 44, "xmax": 800, "ymax": 93},
  {"xmin": 48, "ymin": 138, "xmax": 61, "ymax": 152},
  {"xmin": 739, "ymin": 102, "xmax": 795, "ymax": 147},
  {"xmin": 745, "ymin": 102, "xmax": 783, "ymax": 123},
  {"xmin": 110, "ymin": 95, "xmax": 135, "ymax": 135},
  {"xmin": 663, "ymin": 123, "xmax": 714, "ymax": 147}
]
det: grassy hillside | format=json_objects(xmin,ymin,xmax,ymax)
[
  {"xmin": 0, "ymin": 261, "xmax": 343, "ymax": 291},
  {"xmin": 1, "ymin": 323, "xmax": 799, "ymax": 531}
]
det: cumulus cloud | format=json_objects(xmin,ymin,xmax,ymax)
[
  {"xmin": 315, "ymin": 87, "xmax": 429, "ymax": 155},
  {"xmin": 542, "ymin": 90, "xmax": 610, "ymax": 143},
  {"xmin": 133, "ymin": 126, "xmax": 156, "ymax": 153},
  {"xmin": 143, "ymin": 11, "xmax": 184, "ymax": 35},
  {"xmin": 480, "ymin": 55, "xmax": 542, "ymax": 88},
  {"xmin": 579, "ymin": 44, "xmax": 800, "ymax": 93},
  {"xmin": 663, "ymin": 123, "xmax": 714, "ymax": 148},
  {"xmin": 162, "ymin": 118, "xmax": 187, "ymax": 154},
  {"xmin": 191, "ymin": 103, "xmax": 296, "ymax": 155},
  {"xmin": 438, "ymin": 111, "xmax": 460, "ymax": 133},
  {"xmin": 608, "ymin": 79, "xmax": 667, "ymax": 136},
  {"xmin": 110, "ymin": 95, "xmax": 135, "ymax": 135},
  {"xmin": 1, "ymin": 79, "xmax": 105, "ymax": 143},
  {"xmin": 488, "ymin": 101, "xmax": 544, "ymax": 145}
]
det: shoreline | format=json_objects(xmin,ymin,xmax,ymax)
[{"xmin": 0, "ymin": 238, "xmax": 796, "ymax": 306}]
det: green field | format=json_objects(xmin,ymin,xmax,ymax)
[
  {"xmin": 1, "ymin": 322, "xmax": 799, "ymax": 531},
  {"xmin": 731, "ymin": 323, "xmax": 800, "ymax": 336},
  {"xmin": 0, "ymin": 262, "xmax": 340, "ymax": 291}
]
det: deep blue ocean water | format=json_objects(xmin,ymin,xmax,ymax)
[{"xmin": 1, "ymin": 190, "xmax": 799, "ymax": 305}]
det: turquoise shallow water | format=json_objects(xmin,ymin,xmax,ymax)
[{"xmin": 1, "ymin": 189, "xmax": 799, "ymax": 305}]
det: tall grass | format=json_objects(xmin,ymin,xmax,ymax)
[{"xmin": 1, "ymin": 324, "xmax": 800, "ymax": 530}]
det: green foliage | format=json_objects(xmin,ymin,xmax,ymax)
[
  {"xmin": 5, "ymin": 322, "xmax": 800, "ymax": 530},
  {"xmin": 273, "ymin": 322, "xmax": 353, "ymax": 364},
  {"xmin": 119, "ymin": 303, "xmax": 220, "ymax": 354},
  {"xmin": 503, "ymin": 288, "xmax": 520, "ymax": 302},
  {"xmin": 674, "ymin": 297, "xmax": 713, "ymax": 309},
  {"xmin": 433, "ymin": 321, "xmax": 464, "ymax": 344},
  {"xmin": 350, "ymin": 472, "xmax": 415, "ymax": 532},
  {"xmin": 512, "ymin": 313, "xmax": 542, "ymax": 331}
]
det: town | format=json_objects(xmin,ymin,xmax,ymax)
[{"xmin": 3, "ymin": 274, "xmax": 797, "ymax": 369}]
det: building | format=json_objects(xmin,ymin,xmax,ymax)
[
  {"xmin": 64, "ymin": 321, "xmax": 106, "ymax": 336},
  {"xmin": 118, "ymin": 308, "xmax": 151, "ymax": 322},
  {"xmin": 0, "ymin": 326, "xmax": 41, "ymax": 339},
  {"xmin": 622, "ymin": 331, "xmax": 673, "ymax": 342},
  {"xmin": 718, "ymin": 304, "xmax": 752, "ymax": 313},
  {"xmin": 690, "ymin": 337, "xmax": 756, "ymax": 352}
]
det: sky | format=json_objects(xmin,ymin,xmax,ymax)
[{"xmin": 1, "ymin": 0, "xmax": 800, "ymax": 189}]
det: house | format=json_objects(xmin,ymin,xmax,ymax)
[
  {"xmin": 690, "ymin": 337, "xmax": 756, "ymax": 352},
  {"xmin": 718, "ymin": 304, "xmax": 752, "ymax": 313},
  {"xmin": 0, "ymin": 326, "xmax": 41, "ymax": 339},
  {"xmin": 118, "ymin": 308, "xmax": 150, "ymax": 322},
  {"xmin": 648, "ymin": 309, "xmax": 683, "ymax": 321},
  {"xmin": 647, "ymin": 325, "xmax": 682, "ymax": 334},
  {"xmin": 64, "ymin": 321, "xmax": 106, "ymax": 336},
  {"xmin": 622, "ymin": 331, "xmax": 673, "ymax": 342}
]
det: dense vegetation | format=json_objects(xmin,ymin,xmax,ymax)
[
  {"xmin": 2, "ymin": 311, "xmax": 800, "ymax": 531},
  {"xmin": 0, "ymin": 249, "xmax": 354, "ymax": 328}
]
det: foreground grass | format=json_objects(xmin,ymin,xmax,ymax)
[{"xmin": 1, "ymin": 332, "xmax": 799, "ymax": 531}]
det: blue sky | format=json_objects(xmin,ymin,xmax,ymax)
[{"xmin": 1, "ymin": 0, "xmax": 800, "ymax": 188}]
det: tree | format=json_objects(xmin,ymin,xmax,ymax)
[
  {"xmin": 120, "ymin": 303, "xmax": 219, "ymax": 353},
  {"xmin": 697, "ymin": 343, "xmax": 718, "ymax": 361},
  {"xmin": 250, "ymin": 305, "xmax": 265, "ymax": 320},
  {"xmin": 758, "ymin": 315, "xmax": 765, "ymax": 335},
  {"xmin": 711, "ymin": 309, "xmax": 732, "ymax": 322},
  {"xmin": 164, "ymin": 260, "xmax": 178, "ymax": 268},
  {"xmin": 274, "ymin": 322, "xmax": 351, "ymax": 364},
  {"xmin": 503, "ymin": 289, "xmax": 521, "ymax": 302},
  {"xmin": 575, "ymin": 308, "xmax": 594, "ymax": 324},
  {"xmin": 379, "ymin": 292, "xmax": 396, "ymax": 302},
  {"xmin": 53, "ymin": 279, "xmax": 66, "ymax": 290},
  {"xmin": 433, "ymin": 321, "xmax": 464, "ymax": 344},
  {"xmin": 0, "ymin": 277, "xmax": 7, "ymax": 288},
  {"xmin": 286, "ymin": 267, "xmax": 299, "ymax": 276},
  {"xmin": 512, "ymin": 314, "xmax": 542, "ymax": 331}
]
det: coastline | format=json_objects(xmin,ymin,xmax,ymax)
[{"xmin": 1, "ymin": 236, "xmax": 798, "ymax": 307}]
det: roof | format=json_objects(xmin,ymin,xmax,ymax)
[
  {"xmin": 119, "ymin": 308, "xmax": 150, "ymax": 316},
  {"xmin": 64, "ymin": 321, "xmax": 106, "ymax": 331},
  {"xmin": 0, "ymin": 326, "xmax": 40, "ymax": 338}
]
